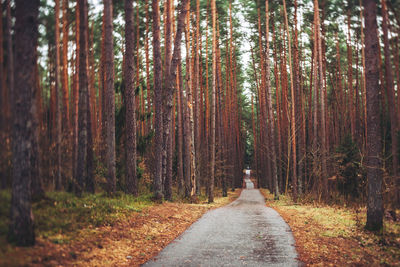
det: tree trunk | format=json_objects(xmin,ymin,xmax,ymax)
[
  {"xmin": 283, "ymin": 0, "xmax": 297, "ymax": 201},
  {"xmin": 0, "ymin": 1, "xmax": 4, "ymax": 136},
  {"xmin": 164, "ymin": 0, "xmax": 190, "ymax": 200},
  {"xmin": 364, "ymin": 0, "xmax": 383, "ymax": 231},
  {"xmin": 1, "ymin": 0, "xmax": 14, "ymax": 189},
  {"xmin": 152, "ymin": 0, "xmax": 164, "ymax": 200},
  {"xmin": 62, "ymin": 0, "xmax": 70, "ymax": 130},
  {"xmin": 145, "ymin": 0, "xmax": 151, "ymax": 131},
  {"xmin": 314, "ymin": 0, "xmax": 328, "ymax": 198},
  {"xmin": 163, "ymin": 0, "xmax": 172, "ymax": 200},
  {"xmin": 104, "ymin": 0, "xmax": 116, "ymax": 194},
  {"xmin": 194, "ymin": 0, "xmax": 201, "ymax": 195},
  {"xmin": 177, "ymin": 60, "xmax": 184, "ymax": 195},
  {"xmin": 8, "ymin": 0, "xmax": 39, "ymax": 246},
  {"xmin": 31, "ymin": 56, "xmax": 45, "ymax": 201},
  {"xmin": 209, "ymin": 0, "xmax": 216, "ymax": 203},
  {"xmin": 381, "ymin": 0, "xmax": 399, "ymax": 180},
  {"xmin": 76, "ymin": 0, "xmax": 89, "ymax": 196},
  {"xmin": 124, "ymin": 0, "xmax": 138, "ymax": 195},
  {"xmin": 54, "ymin": 0, "xmax": 62, "ymax": 191},
  {"xmin": 347, "ymin": 11, "xmax": 355, "ymax": 141},
  {"xmin": 266, "ymin": 0, "xmax": 279, "ymax": 199},
  {"xmin": 72, "ymin": 5, "xmax": 80, "ymax": 192}
]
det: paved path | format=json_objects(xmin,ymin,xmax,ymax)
[{"xmin": 144, "ymin": 172, "xmax": 299, "ymax": 267}]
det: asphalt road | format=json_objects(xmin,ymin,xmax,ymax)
[{"xmin": 143, "ymin": 172, "xmax": 299, "ymax": 267}]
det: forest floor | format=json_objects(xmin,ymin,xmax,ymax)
[
  {"xmin": 0, "ymin": 189, "xmax": 240, "ymax": 266},
  {"xmin": 260, "ymin": 189, "xmax": 400, "ymax": 266}
]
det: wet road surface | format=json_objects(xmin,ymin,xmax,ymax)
[{"xmin": 143, "ymin": 172, "xmax": 299, "ymax": 267}]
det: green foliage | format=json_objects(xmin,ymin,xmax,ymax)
[
  {"xmin": 335, "ymin": 135, "xmax": 364, "ymax": 200},
  {"xmin": 0, "ymin": 190, "xmax": 153, "ymax": 245}
]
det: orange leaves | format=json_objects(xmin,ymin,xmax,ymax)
[
  {"xmin": 260, "ymin": 189, "xmax": 400, "ymax": 266},
  {"xmin": 0, "ymin": 190, "xmax": 240, "ymax": 267}
]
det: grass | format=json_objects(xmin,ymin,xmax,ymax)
[
  {"xmin": 0, "ymin": 190, "xmax": 153, "ymax": 251},
  {"xmin": 0, "ymin": 187, "xmax": 240, "ymax": 266},
  {"xmin": 260, "ymin": 189, "xmax": 400, "ymax": 266}
]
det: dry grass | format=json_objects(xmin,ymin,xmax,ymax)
[
  {"xmin": 0, "ymin": 189, "xmax": 240, "ymax": 267},
  {"xmin": 260, "ymin": 189, "xmax": 400, "ymax": 266}
]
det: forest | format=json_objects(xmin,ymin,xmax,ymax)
[{"xmin": 0, "ymin": 0, "xmax": 400, "ymax": 266}]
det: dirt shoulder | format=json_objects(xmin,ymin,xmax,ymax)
[
  {"xmin": 260, "ymin": 189, "xmax": 400, "ymax": 266},
  {"xmin": 0, "ymin": 190, "xmax": 240, "ymax": 267}
]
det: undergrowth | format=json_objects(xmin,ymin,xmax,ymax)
[
  {"xmin": 261, "ymin": 189, "xmax": 400, "ymax": 266},
  {"xmin": 0, "ymin": 190, "xmax": 153, "ymax": 251},
  {"xmin": 0, "ymin": 187, "xmax": 236, "ymax": 251}
]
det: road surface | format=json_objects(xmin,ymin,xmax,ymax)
[{"xmin": 144, "ymin": 171, "xmax": 299, "ymax": 266}]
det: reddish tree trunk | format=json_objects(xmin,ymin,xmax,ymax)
[
  {"xmin": 104, "ymin": 0, "xmax": 116, "ymax": 194},
  {"xmin": 364, "ymin": 0, "xmax": 383, "ymax": 231}
]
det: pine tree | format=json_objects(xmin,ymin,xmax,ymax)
[
  {"xmin": 104, "ymin": 0, "xmax": 116, "ymax": 194},
  {"xmin": 8, "ymin": 0, "xmax": 40, "ymax": 246},
  {"xmin": 364, "ymin": 0, "xmax": 383, "ymax": 231},
  {"xmin": 124, "ymin": 0, "xmax": 138, "ymax": 196}
]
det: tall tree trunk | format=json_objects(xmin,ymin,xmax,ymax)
[
  {"xmin": 293, "ymin": 0, "xmax": 303, "ymax": 195},
  {"xmin": 347, "ymin": 10, "xmax": 355, "ymax": 140},
  {"xmin": 8, "ymin": 0, "xmax": 39, "ymax": 246},
  {"xmin": 283, "ymin": 0, "xmax": 297, "ymax": 201},
  {"xmin": 61, "ymin": 0, "xmax": 70, "ymax": 189},
  {"xmin": 86, "ymin": 19, "xmax": 94, "ymax": 194},
  {"xmin": 185, "ymin": 9, "xmax": 197, "ymax": 198},
  {"xmin": 177, "ymin": 60, "xmax": 184, "ymax": 195},
  {"xmin": 0, "ymin": 1, "xmax": 4, "ymax": 135},
  {"xmin": 314, "ymin": 0, "xmax": 328, "ymax": 198},
  {"xmin": 364, "ymin": 0, "xmax": 383, "ymax": 231},
  {"xmin": 359, "ymin": 0, "xmax": 367, "ymax": 151},
  {"xmin": 209, "ymin": 0, "xmax": 216, "ymax": 203},
  {"xmin": 54, "ymin": 0, "xmax": 62, "ymax": 190},
  {"xmin": 72, "ymin": 5, "xmax": 80, "ymax": 191},
  {"xmin": 1, "ymin": 0, "xmax": 14, "ymax": 189},
  {"xmin": 152, "ymin": 0, "xmax": 164, "ymax": 200},
  {"xmin": 76, "ymin": 0, "xmax": 89, "ymax": 196},
  {"xmin": 104, "ymin": 0, "xmax": 116, "ymax": 194},
  {"xmin": 5, "ymin": 0, "xmax": 13, "ymax": 126},
  {"xmin": 145, "ymin": 0, "xmax": 151, "ymax": 131},
  {"xmin": 62, "ymin": 0, "xmax": 70, "ymax": 130},
  {"xmin": 31, "ymin": 55, "xmax": 45, "ymax": 201},
  {"xmin": 124, "ymin": 0, "xmax": 138, "ymax": 195},
  {"xmin": 266, "ymin": 0, "xmax": 279, "ymax": 199},
  {"xmin": 194, "ymin": 0, "xmax": 201, "ymax": 195},
  {"xmin": 163, "ymin": 0, "xmax": 172, "ymax": 200},
  {"xmin": 381, "ymin": 0, "xmax": 399, "ymax": 180},
  {"xmin": 164, "ymin": 0, "xmax": 190, "ymax": 200}
]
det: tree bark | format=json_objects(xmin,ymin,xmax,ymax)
[
  {"xmin": 283, "ymin": 0, "xmax": 297, "ymax": 201},
  {"xmin": 8, "ymin": 0, "xmax": 40, "ymax": 246},
  {"xmin": 62, "ymin": 0, "xmax": 70, "ymax": 130},
  {"xmin": 266, "ymin": 0, "xmax": 279, "ymax": 200},
  {"xmin": 209, "ymin": 0, "xmax": 217, "ymax": 203},
  {"xmin": 364, "ymin": 0, "xmax": 383, "ymax": 231},
  {"xmin": 381, "ymin": 0, "xmax": 399, "ymax": 179},
  {"xmin": 152, "ymin": 0, "xmax": 164, "ymax": 200},
  {"xmin": 163, "ymin": 0, "xmax": 172, "ymax": 200},
  {"xmin": 104, "ymin": 0, "xmax": 116, "ymax": 194},
  {"xmin": 76, "ymin": 0, "xmax": 89, "ymax": 196},
  {"xmin": 124, "ymin": 0, "xmax": 138, "ymax": 196},
  {"xmin": 54, "ymin": 0, "xmax": 62, "ymax": 191}
]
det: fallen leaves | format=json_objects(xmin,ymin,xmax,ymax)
[
  {"xmin": 0, "ymin": 190, "xmax": 240, "ymax": 267},
  {"xmin": 260, "ymin": 189, "xmax": 400, "ymax": 266}
]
